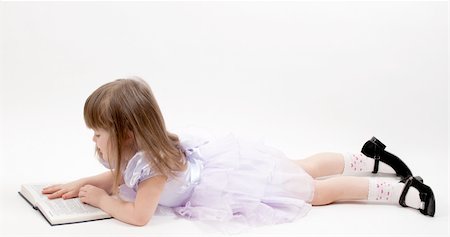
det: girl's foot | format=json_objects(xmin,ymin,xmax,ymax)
[
  {"xmin": 400, "ymin": 176, "xmax": 435, "ymax": 217},
  {"xmin": 361, "ymin": 137, "xmax": 413, "ymax": 179},
  {"xmin": 367, "ymin": 177, "xmax": 435, "ymax": 217}
]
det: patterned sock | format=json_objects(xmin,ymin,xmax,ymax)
[
  {"xmin": 367, "ymin": 178, "xmax": 422, "ymax": 209},
  {"xmin": 342, "ymin": 153, "xmax": 396, "ymax": 175}
]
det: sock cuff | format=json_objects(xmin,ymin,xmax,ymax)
[
  {"xmin": 342, "ymin": 152, "xmax": 353, "ymax": 174},
  {"xmin": 367, "ymin": 178, "xmax": 397, "ymax": 203},
  {"xmin": 367, "ymin": 178, "xmax": 377, "ymax": 201},
  {"xmin": 342, "ymin": 152, "xmax": 369, "ymax": 175}
]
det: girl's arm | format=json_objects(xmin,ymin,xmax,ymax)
[
  {"xmin": 79, "ymin": 175, "xmax": 166, "ymax": 226},
  {"xmin": 43, "ymin": 171, "xmax": 114, "ymax": 199},
  {"xmin": 82, "ymin": 171, "xmax": 115, "ymax": 193}
]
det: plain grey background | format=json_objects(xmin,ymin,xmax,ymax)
[{"xmin": 0, "ymin": 1, "xmax": 448, "ymax": 236}]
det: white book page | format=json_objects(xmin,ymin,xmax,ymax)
[
  {"xmin": 20, "ymin": 184, "xmax": 50, "ymax": 206},
  {"xmin": 37, "ymin": 196, "xmax": 111, "ymax": 224},
  {"xmin": 40, "ymin": 198, "xmax": 107, "ymax": 216},
  {"xmin": 27, "ymin": 184, "xmax": 48, "ymax": 200}
]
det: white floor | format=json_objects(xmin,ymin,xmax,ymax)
[{"xmin": 0, "ymin": 144, "xmax": 448, "ymax": 237}]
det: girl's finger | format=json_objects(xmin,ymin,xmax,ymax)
[
  {"xmin": 62, "ymin": 191, "xmax": 77, "ymax": 199},
  {"xmin": 41, "ymin": 185, "xmax": 62, "ymax": 194},
  {"xmin": 47, "ymin": 189, "xmax": 65, "ymax": 199}
]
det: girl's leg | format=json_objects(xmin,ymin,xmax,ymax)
[
  {"xmin": 295, "ymin": 152, "xmax": 344, "ymax": 178},
  {"xmin": 310, "ymin": 176, "xmax": 434, "ymax": 217},
  {"xmin": 296, "ymin": 152, "xmax": 395, "ymax": 178},
  {"xmin": 311, "ymin": 176, "xmax": 368, "ymax": 205}
]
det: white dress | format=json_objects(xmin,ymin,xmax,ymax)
[{"xmin": 115, "ymin": 129, "xmax": 314, "ymax": 228}]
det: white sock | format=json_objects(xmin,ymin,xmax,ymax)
[
  {"xmin": 367, "ymin": 178, "xmax": 423, "ymax": 209},
  {"xmin": 342, "ymin": 153, "xmax": 396, "ymax": 175}
]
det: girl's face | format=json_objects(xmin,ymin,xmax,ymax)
[{"xmin": 92, "ymin": 128, "xmax": 110, "ymax": 162}]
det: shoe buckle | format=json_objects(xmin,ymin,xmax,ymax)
[
  {"xmin": 372, "ymin": 153, "xmax": 381, "ymax": 174},
  {"xmin": 420, "ymin": 201, "xmax": 425, "ymax": 210}
]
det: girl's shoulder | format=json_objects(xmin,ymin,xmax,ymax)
[{"xmin": 123, "ymin": 152, "xmax": 159, "ymax": 188}]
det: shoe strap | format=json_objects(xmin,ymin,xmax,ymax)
[
  {"xmin": 399, "ymin": 176, "xmax": 414, "ymax": 207},
  {"xmin": 372, "ymin": 156, "xmax": 380, "ymax": 174},
  {"xmin": 372, "ymin": 141, "xmax": 382, "ymax": 174}
]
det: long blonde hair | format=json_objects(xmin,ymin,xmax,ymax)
[{"xmin": 84, "ymin": 77, "xmax": 184, "ymax": 191}]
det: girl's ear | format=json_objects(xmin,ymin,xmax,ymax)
[{"xmin": 125, "ymin": 130, "xmax": 135, "ymax": 146}]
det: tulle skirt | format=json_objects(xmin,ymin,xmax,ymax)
[{"xmin": 173, "ymin": 133, "xmax": 314, "ymax": 229}]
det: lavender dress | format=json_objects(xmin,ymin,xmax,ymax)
[{"xmin": 116, "ymin": 129, "xmax": 314, "ymax": 227}]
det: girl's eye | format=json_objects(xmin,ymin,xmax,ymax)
[{"xmin": 95, "ymin": 134, "xmax": 100, "ymax": 138}]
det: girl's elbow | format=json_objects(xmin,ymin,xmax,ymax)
[{"xmin": 132, "ymin": 215, "xmax": 152, "ymax": 227}]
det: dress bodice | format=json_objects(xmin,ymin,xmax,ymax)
[{"xmin": 117, "ymin": 131, "xmax": 210, "ymax": 207}]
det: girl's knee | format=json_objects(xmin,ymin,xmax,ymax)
[
  {"xmin": 296, "ymin": 159, "xmax": 319, "ymax": 178},
  {"xmin": 310, "ymin": 180, "xmax": 335, "ymax": 206}
]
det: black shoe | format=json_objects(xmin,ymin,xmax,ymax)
[
  {"xmin": 400, "ymin": 176, "xmax": 435, "ymax": 217},
  {"xmin": 361, "ymin": 137, "xmax": 413, "ymax": 179}
]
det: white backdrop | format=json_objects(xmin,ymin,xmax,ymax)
[{"xmin": 0, "ymin": 1, "xmax": 448, "ymax": 236}]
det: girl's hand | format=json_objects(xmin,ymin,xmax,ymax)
[
  {"xmin": 42, "ymin": 179, "xmax": 86, "ymax": 199},
  {"xmin": 78, "ymin": 185, "xmax": 108, "ymax": 208}
]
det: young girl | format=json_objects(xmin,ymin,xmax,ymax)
[{"xmin": 42, "ymin": 78, "xmax": 435, "ymax": 227}]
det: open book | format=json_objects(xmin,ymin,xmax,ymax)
[{"xmin": 19, "ymin": 183, "xmax": 112, "ymax": 226}]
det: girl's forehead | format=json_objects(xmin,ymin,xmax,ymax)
[{"xmin": 93, "ymin": 128, "xmax": 109, "ymax": 134}]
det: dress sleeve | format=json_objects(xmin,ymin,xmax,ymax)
[{"xmin": 123, "ymin": 152, "xmax": 160, "ymax": 189}]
